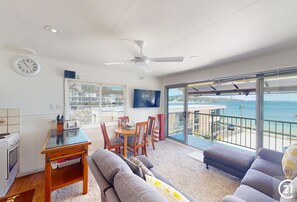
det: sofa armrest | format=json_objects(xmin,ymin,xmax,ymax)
[
  {"xmin": 258, "ymin": 148, "xmax": 283, "ymax": 165},
  {"xmin": 221, "ymin": 195, "xmax": 246, "ymax": 202},
  {"xmin": 136, "ymin": 155, "xmax": 154, "ymax": 169}
]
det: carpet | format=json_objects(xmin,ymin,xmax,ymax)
[
  {"xmin": 0, "ymin": 189, "xmax": 35, "ymax": 202},
  {"xmin": 51, "ymin": 130, "xmax": 240, "ymax": 202},
  {"xmin": 187, "ymin": 150, "xmax": 204, "ymax": 162}
]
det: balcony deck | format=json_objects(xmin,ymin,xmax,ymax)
[{"xmin": 169, "ymin": 133, "xmax": 256, "ymax": 155}]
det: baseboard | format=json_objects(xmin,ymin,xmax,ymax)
[{"xmin": 17, "ymin": 168, "xmax": 44, "ymax": 178}]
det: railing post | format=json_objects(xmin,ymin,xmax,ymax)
[
  {"xmin": 256, "ymin": 77, "xmax": 264, "ymax": 153},
  {"xmin": 211, "ymin": 114, "xmax": 214, "ymax": 141}
]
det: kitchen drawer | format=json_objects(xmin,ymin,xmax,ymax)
[
  {"xmin": 0, "ymin": 126, "xmax": 7, "ymax": 134},
  {"xmin": 0, "ymin": 117, "xmax": 7, "ymax": 126},
  {"xmin": 0, "ymin": 109, "xmax": 7, "ymax": 117},
  {"xmin": 8, "ymin": 125, "xmax": 19, "ymax": 133},
  {"xmin": 8, "ymin": 109, "xmax": 20, "ymax": 117},
  {"xmin": 8, "ymin": 117, "xmax": 20, "ymax": 125}
]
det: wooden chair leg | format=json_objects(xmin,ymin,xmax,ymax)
[
  {"xmin": 143, "ymin": 146, "xmax": 147, "ymax": 157},
  {"xmin": 151, "ymin": 138, "xmax": 155, "ymax": 150},
  {"xmin": 133, "ymin": 148, "xmax": 137, "ymax": 157}
]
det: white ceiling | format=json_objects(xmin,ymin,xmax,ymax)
[{"xmin": 1, "ymin": 0, "xmax": 297, "ymax": 77}]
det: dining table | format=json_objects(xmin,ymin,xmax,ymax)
[{"xmin": 114, "ymin": 126, "xmax": 136, "ymax": 157}]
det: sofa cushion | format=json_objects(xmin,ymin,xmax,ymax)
[
  {"xmin": 121, "ymin": 155, "xmax": 143, "ymax": 179},
  {"xmin": 87, "ymin": 156, "xmax": 111, "ymax": 193},
  {"xmin": 104, "ymin": 188, "xmax": 120, "ymax": 202},
  {"xmin": 91, "ymin": 149, "xmax": 132, "ymax": 185},
  {"xmin": 131, "ymin": 156, "xmax": 154, "ymax": 179},
  {"xmin": 136, "ymin": 155, "xmax": 154, "ymax": 169},
  {"xmin": 146, "ymin": 175, "xmax": 189, "ymax": 202},
  {"xmin": 251, "ymin": 158, "xmax": 285, "ymax": 180},
  {"xmin": 258, "ymin": 148, "xmax": 283, "ymax": 165},
  {"xmin": 114, "ymin": 171, "xmax": 168, "ymax": 202},
  {"xmin": 233, "ymin": 185, "xmax": 278, "ymax": 202},
  {"xmin": 282, "ymin": 144, "xmax": 297, "ymax": 179},
  {"xmin": 150, "ymin": 168, "xmax": 196, "ymax": 202},
  {"xmin": 241, "ymin": 168, "xmax": 281, "ymax": 200}
]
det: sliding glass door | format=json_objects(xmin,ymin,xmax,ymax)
[{"xmin": 167, "ymin": 86, "xmax": 188, "ymax": 143}]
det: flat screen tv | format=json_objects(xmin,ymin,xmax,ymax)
[{"xmin": 133, "ymin": 89, "xmax": 161, "ymax": 108}]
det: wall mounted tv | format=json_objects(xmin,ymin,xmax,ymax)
[{"xmin": 133, "ymin": 89, "xmax": 161, "ymax": 108}]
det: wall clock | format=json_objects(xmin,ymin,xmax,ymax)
[{"xmin": 13, "ymin": 56, "xmax": 41, "ymax": 77}]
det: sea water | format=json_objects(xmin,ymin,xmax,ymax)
[{"xmin": 214, "ymin": 101, "xmax": 297, "ymax": 123}]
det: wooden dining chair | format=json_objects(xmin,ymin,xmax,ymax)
[
  {"xmin": 127, "ymin": 121, "xmax": 148, "ymax": 157},
  {"xmin": 147, "ymin": 116, "xmax": 157, "ymax": 150},
  {"xmin": 117, "ymin": 116, "xmax": 129, "ymax": 138},
  {"xmin": 101, "ymin": 122, "xmax": 124, "ymax": 154},
  {"xmin": 118, "ymin": 116, "xmax": 129, "ymax": 126}
]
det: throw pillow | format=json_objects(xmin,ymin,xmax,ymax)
[
  {"xmin": 146, "ymin": 175, "xmax": 189, "ymax": 202},
  {"xmin": 282, "ymin": 144, "xmax": 297, "ymax": 179},
  {"xmin": 130, "ymin": 156, "xmax": 154, "ymax": 180},
  {"xmin": 120, "ymin": 155, "xmax": 143, "ymax": 179}
]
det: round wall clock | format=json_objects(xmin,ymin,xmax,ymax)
[{"xmin": 13, "ymin": 56, "xmax": 41, "ymax": 77}]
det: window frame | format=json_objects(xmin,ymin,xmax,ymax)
[{"xmin": 64, "ymin": 79, "xmax": 127, "ymax": 128}]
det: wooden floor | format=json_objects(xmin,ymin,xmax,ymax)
[{"xmin": 0, "ymin": 172, "xmax": 45, "ymax": 202}]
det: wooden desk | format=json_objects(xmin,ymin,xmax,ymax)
[
  {"xmin": 41, "ymin": 129, "xmax": 91, "ymax": 202},
  {"xmin": 114, "ymin": 126, "xmax": 135, "ymax": 157}
]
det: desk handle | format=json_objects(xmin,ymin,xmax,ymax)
[{"xmin": 47, "ymin": 150, "xmax": 87, "ymax": 162}]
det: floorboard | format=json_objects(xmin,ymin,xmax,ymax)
[{"xmin": 0, "ymin": 172, "xmax": 45, "ymax": 202}]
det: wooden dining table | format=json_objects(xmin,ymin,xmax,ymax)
[{"xmin": 114, "ymin": 126, "xmax": 136, "ymax": 157}]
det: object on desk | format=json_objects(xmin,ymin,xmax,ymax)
[
  {"xmin": 64, "ymin": 120, "xmax": 80, "ymax": 130},
  {"xmin": 56, "ymin": 114, "xmax": 64, "ymax": 131}
]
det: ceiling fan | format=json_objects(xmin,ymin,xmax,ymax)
[{"xmin": 104, "ymin": 40, "xmax": 184, "ymax": 72}]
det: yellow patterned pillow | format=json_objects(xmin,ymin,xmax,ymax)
[
  {"xmin": 282, "ymin": 144, "xmax": 297, "ymax": 179},
  {"xmin": 145, "ymin": 175, "xmax": 189, "ymax": 202}
]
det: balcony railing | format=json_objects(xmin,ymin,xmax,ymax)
[
  {"xmin": 191, "ymin": 112, "xmax": 297, "ymax": 151},
  {"xmin": 169, "ymin": 112, "xmax": 297, "ymax": 152}
]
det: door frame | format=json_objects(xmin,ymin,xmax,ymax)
[{"xmin": 165, "ymin": 84, "xmax": 189, "ymax": 144}]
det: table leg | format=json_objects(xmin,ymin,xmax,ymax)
[
  {"xmin": 124, "ymin": 135, "xmax": 127, "ymax": 157},
  {"xmin": 82, "ymin": 152, "xmax": 88, "ymax": 195},
  {"xmin": 45, "ymin": 157, "xmax": 51, "ymax": 202}
]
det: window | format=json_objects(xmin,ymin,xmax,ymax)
[{"xmin": 65, "ymin": 80, "xmax": 126, "ymax": 126}]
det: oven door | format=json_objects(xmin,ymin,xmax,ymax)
[{"xmin": 7, "ymin": 142, "xmax": 19, "ymax": 180}]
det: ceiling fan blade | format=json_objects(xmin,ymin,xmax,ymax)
[
  {"xmin": 119, "ymin": 39, "xmax": 143, "ymax": 57},
  {"xmin": 104, "ymin": 60, "xmax": 133, "ymax": 65},
  {"xmin": 149, "ymin": 56, "xmax": 184, "ymax": 62}
]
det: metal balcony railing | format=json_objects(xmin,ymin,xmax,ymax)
[{"xmin": 168, "ymin": 112, "xmax": 297, "ymax": 152}]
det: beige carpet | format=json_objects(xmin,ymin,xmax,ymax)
[{"xmin": 51, "ymin": 128, "xmax": 240, "ymax": 202}]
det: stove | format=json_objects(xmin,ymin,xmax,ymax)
[{"xmin": 0, "ymin": 132, "xmax": 20, "ymax": 197}]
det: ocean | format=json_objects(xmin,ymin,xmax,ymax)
[{"xmin": 213, "ymin": 101, "xmax": 297, "ymax": 123}]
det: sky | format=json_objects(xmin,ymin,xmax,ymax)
[{"xmin": 169, "ymin": 88, "xmax": 297, "ymax": 101}]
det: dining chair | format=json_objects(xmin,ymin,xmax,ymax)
[
  {"xmin": 101, "ymin": 122, "xmax": 124, "ymax": 154},
  {"xmin": 118, "ymin": 116, "xmax": 129, "ymax": 126},
  {"xmin": 127, "ymin": 121, "xmax": 148, "ymax": 157},
  {"xmin": 147, "ymin": 116, "xmax": 157, "ymax": 150},
  {"xmin": 117, "ymin": 116, "xmax": 130, "ymax": 138}
]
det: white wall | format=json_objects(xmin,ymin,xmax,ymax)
[
  {"xmin": 0, "ymin": 49, "xmax": 162, "ymax": 175},
  {"xmin": 162, "ymin": 47, "xmax": 297, "ymax": 85}
]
